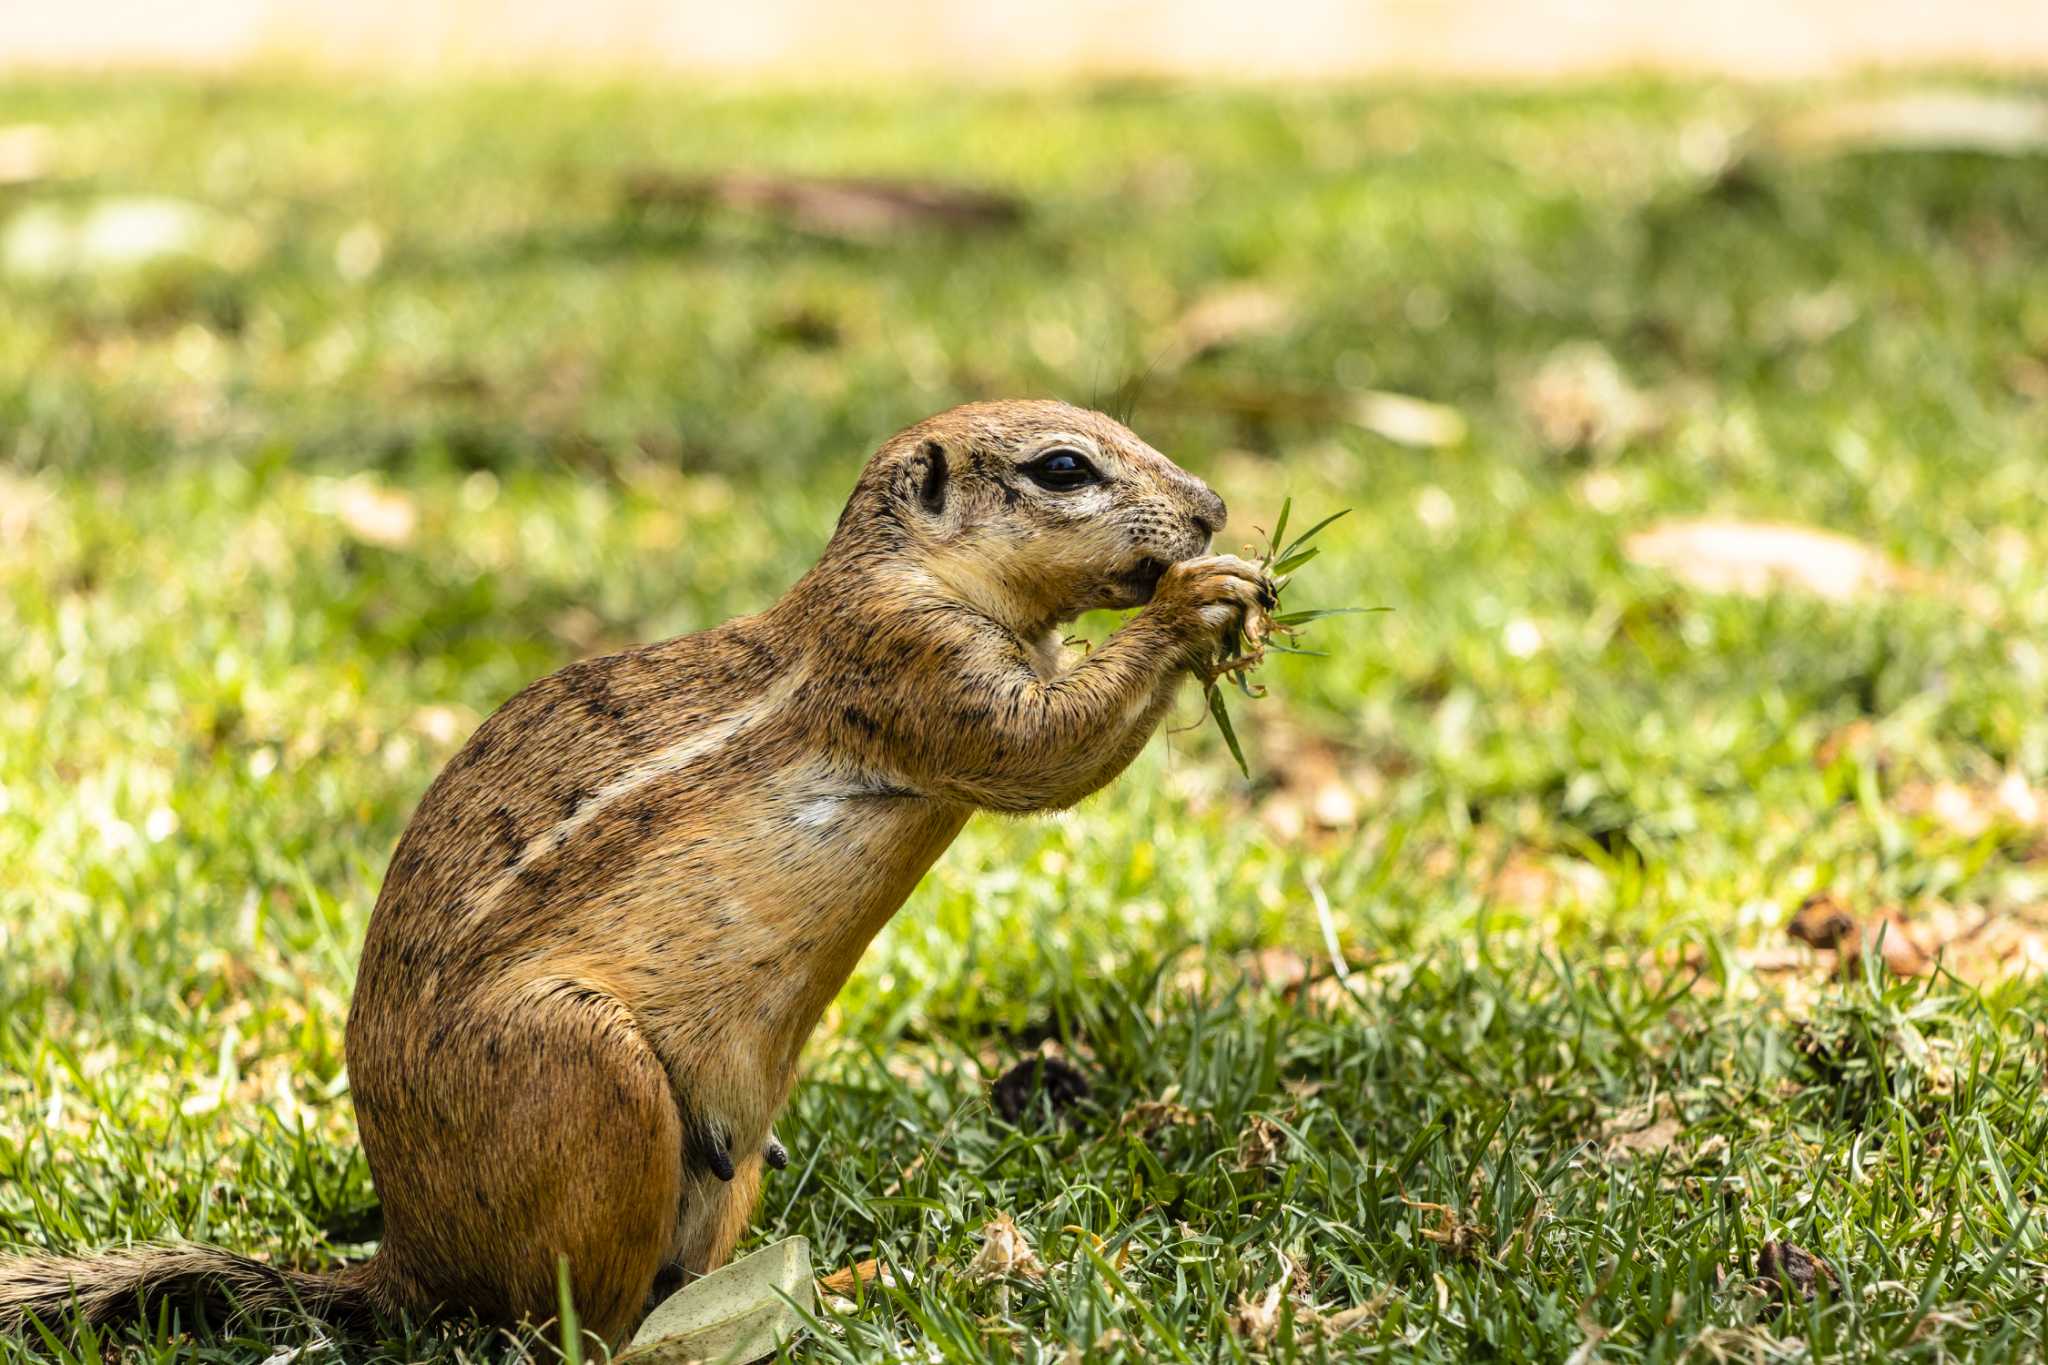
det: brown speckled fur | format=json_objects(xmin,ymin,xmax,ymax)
[{"xmin": 0, "ymin": 400, "xmax": 1269, "ymax": 1349}]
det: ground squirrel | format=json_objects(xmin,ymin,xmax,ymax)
[{"xmin": 0, "ymin": 399, "xmax": 1272, "ymax": 1348}]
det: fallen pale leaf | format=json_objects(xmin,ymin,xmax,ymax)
[
  {"xmin": 1788, "ymin": 894, "xmax": 1931, "ymax": 978},
  {"xmin": 1229, "ymin": 1261, "xmax": 1293, "ymax": 1349},
  {"xmin": 1755, "ymin": 1241, "xmax": 1837, "ymax": 1312},
  {"xmin": 0, "ymin": 472, "xmax": 54, "ymax": 551},
  {"xmin": 1896, "ymin": 775, "xmax": 2047, "ymax": 839},
  {"xmin": 1488, "ymin": 850, "xmax": 1608, "ymax": 910},
  {"xmin": 1599, "ymin": 1102, "xmax": 1685, "ymax": 1159},
  {"xmin": 409, "ymin": 705, "xmax": 473, "ymax": 747},
  {"xmin": 0, "ymin": 124, "xmax": 53, "ymax": 186},
  {"xmin": 1158, "ymin": 283, "xmax": 1295, "ymax": 368},
  {"xmin": 332, "ymin": 478, "xmax": 418, "ymax": 549},
  {"xmin": 1321, "ymin": 1290, "xmax": 1392, "ymax": 1335},
  {"xmin": 966, "ymin": 1215, "xmax": 1044, "ymax": 1282},
  {"xmin": 1403, "ymin": 1199, "xmax": 1489, "ymax": 1257},
  {"xmin": 1774, "ymin": 90, "xmax": 2048, "ymax": 158},
  {"xmin": 625, "ymin": 1236, "xmax": 813, "ymax": 1364},
  {"xmin": 1351, "ymin": 390, "xmax": 1467, "ymax": 448},
  {"xmin": 624, "ymin": 171, "xmax": 1025, "ymax": 241},
  {"xmin": 1119, "ymin": 1099, "xmax": 1199, "ymax": 1136},
  {"xmin": 1241, "ymin": 948, "xmax": 1311, "ymax": 994},
  {"xmin": 1518, "ymin": 341, "xmax": 1662, "ymax": 456},
  {"xmin": 1624, "ymin": 519, "xmax": 1913, "ymax": 602},
  {"xmin": 2, "ymin": 197, "xmax": 221, "ymax": 278},
  {"xmin": 816, "ymin": 1258, "xmax": 901, "ymax": 1296},
  {"xmin": 1235, "ymin": 1115, "xmax": 1287, "ymax": 1169}
]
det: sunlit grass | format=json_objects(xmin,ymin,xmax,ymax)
[{"xmin": 2, "ymin": 74, "xmax": 2046, "ymax": 1361}]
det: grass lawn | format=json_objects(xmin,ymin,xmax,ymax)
[{"xmin": 3, "ymin": 76, "xmax": 2048, "ymax": 1362}]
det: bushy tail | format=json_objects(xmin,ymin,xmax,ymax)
[{"xmin": 0, "ymin": 1243, "xmax": 378, "ymax": 1339}]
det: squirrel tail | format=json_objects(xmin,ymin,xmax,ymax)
[{"xmin": 0, "ymin": 1242, "xmax": 381, "ymax": 1339}]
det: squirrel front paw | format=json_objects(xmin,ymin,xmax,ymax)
[
  {"xmin": 1145, "ymin": 554, "xmax": 1276, "ymax": 665},
  {"xmin": 763, "ymin": 1134, "xmax": 789, "ymax": 1171}
]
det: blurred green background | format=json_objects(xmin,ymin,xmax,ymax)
[{"xmin": 3, "ymin": 78, "xmax": 2047, "ymax": 1361}]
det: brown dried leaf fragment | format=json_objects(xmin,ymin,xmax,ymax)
[
  {"xmin": 1896, "ymin": 774, "xmax": 2048, "ymax": 840},
  {"xmin": 332, "ymin": 477, "xmax": 418, "ymax": 549},
  {"xmin": 1351, "ymin": 390, "xmax": 1467, "ymax": 449},
  {"xmin": 1230, "ymin": 1263, "xmax": 1293, "ymax": 1349},
  {"xmin": 1119, "ymin": 1099, "xmax": 1199, "ymax": 1138},
  {"xmin": 1236, "ymin": 1115, "xmax": 1288, "ymax": 1170},
  {"xmin": 623, "ymin": 171, "xmax": 1026, "ymax": 240},
  {"xmin": 1158, "ymin": 283, "xmax": 1296, "ymax": 370},
  {"xmin": 1788, "ymin": 894, "xmax": 1931, "ymax": 977},
  {"xmin": 1625, "ymin": 519, "xmax": 1915, "ymax": 603},
  {"xmin": 1599, "ymin": 1104, "xmax": 1684, "ymax": 1159},
  {"xmin": 1403, "ymin": 1199, "xmax": 1490, "ymax": 1258},
  {"xmin": 1518, "ymin": 341, "xmax": 1663, "ymax": 456},
  {"xmin": 1755, "ymin": 1241, "xmax": 1837, "ymax": 1310},
  {"xmin": 1787, "ymin": 894, "xmax": 1860, "ymax": 951},
  {"xmin": 1771, "ymin": 90, "xmax": 2048, "ymax": 158},
  {"xmin": 966, "ymin": 1215, "xmax": 1045, "ymax": 1283},
  {"xmin": 817, "ymin": 1258, "xmax": 902, "ymax": 1297}
]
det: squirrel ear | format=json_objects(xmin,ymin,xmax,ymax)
[{"xmin": 917, "ymin": 440, "xmax": 948, "ymax": 515}]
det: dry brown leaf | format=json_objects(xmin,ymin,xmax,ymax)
[
  {"xmin": 1351, "ymin": 390, "xmax": 1467, "ymax": 449},
  {"xmin": 1599, "ymin": 1102, "xmax": 1685, "ymax": 1159},
  {"xmin": 1788, "ymin": 894, "xmax": 1931, "ymax": 978},
  {"xmin": 1812, "ymin": 719, "xmax": 1883, "ymax": 770},
  {"xmin": 966, "ymin": 1215, "xmax": 1045, "ymax": 1282},
  {"xmin": 2009, "ymin": 354, "xmax": 2048, "ymax": 402},
  {"xmin": 1490, "ymin": 851, "xmax": 1609, "ymax": 909},
  {"xmin": 332, "ymin": 478, "xmax": 418, "ymax": 548},
  {"xmin": 1236, "ymin": 1115, "xmax": 1288, "ymax": 1170},
  {"xmin": 1119, "ymin": 1099, "xmax": 1199, "ymax": 1137},
  {"xmin": 816, "ymin": 1258, "xmax": 901, "ymax": 1297},
  {"xmin": 1229, "ymin": 1262, "xmax": 1293, "ymax": 1349},
  {"xmin": 0, "ymin": 471, "xmax": 54, "ymax": 551},
  {"xmin": 1518, "ymin": 341, "xmax": 1662, "ymax": 456},
  {"xmin": 1787, "ymin": 893, "xmax": 1860, "ymax": 951},
  {"xmin": 0, "ymin": 125, "xmax": 53, "ymax": 187},
  {"xmin": 1902, "ymin": 901, "xmax": 2048, "ymax": 982},
  {"xmin": 1403, "ymin": 1199, "xmax": 1489, "ymax": 1258},
  {"xmin": 1158, "ymin": 283, "xmax": 1295, "ymax": 369},
  {"xmin": 1755, "ymin": 1241, "xmax": 1837, "ymax": 1310},
  {"xmin": 1772, "ymin": 90, "xmax": 2048, "ymax": 158},
  {"xmin": 1060, "ymin": 1328, "xmax": 1133, "ymax": 1364},
  {"xmin": 1252, "ymin": 728, "xmax": 1383, "ymax": 842},
  {"xmin": 1896, "ymin": 774, "xmax": 2047, "ymax": 840},
  {"xmin": 624, "ymin": 171, "xmax": 1025, "ymax": 240},
  {"xmin": 1320, "ymin": 1289, "xmax": 1393, "ymax": 1336},
  {"xmin": 409, "ymin": 704, "xmax": 474, "ymax": 748},
  {"xmin": 1624, "ymin": 519, "xmax": 1914, "ymax": 603},
  {"xmin": 1241, "ymin": 948, "xmax": 1312, "ymax": 995}
]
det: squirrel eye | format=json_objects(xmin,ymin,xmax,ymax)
[{"xmin": 1024, "ymin": 449, "xmax": 1099, "ymax": 491}]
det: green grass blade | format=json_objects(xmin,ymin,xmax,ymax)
[
  {"xmin": 1207, "ymin": 685, "xmax": 1250, "ymax": 777},
  {"xmin": 1273, "ymin": 605, "xmax": 1386, "ymax": 626},
  {"xmin": 1267, "ymin": 496, "xmax": 1293, "ymax": 557},
  {"xmin": 1276, "ymin": 507, "xmax": 1351, "ymax": 564}
]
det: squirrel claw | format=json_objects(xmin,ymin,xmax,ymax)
[
  {"xmin": 763, "ymin": 1135, "xmax": 789, "ymax": 1171},
  {"xmin": 706, "ymin": 1141, "xmax": 735, "ymax": 1182}
]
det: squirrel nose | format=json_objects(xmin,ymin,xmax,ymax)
[{"xmin": 1191, "ymin": 487, "xmax": 1227, "ymax": 539}]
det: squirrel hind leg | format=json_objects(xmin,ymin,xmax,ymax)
[{"xmin": 356, "ymin": 993, "xmax": 685, "ymax": 1349}]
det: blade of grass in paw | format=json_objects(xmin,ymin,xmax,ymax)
[
  {"xmin": 1195, "ymin": 501, "xmax": 1375, "ymax": 778},
  {"xmin": 1206, "ymin": 685, "xmax": 1250, "ymax": 778}
]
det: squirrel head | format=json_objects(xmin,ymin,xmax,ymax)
[{"xmin": 832, "ymin": 400, "xmax": 1229, "ymax": 636}]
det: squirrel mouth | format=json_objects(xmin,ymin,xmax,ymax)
[{"xmin": 1111, "ymin": 556, "xmax": 1170, "ymax": 606}]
